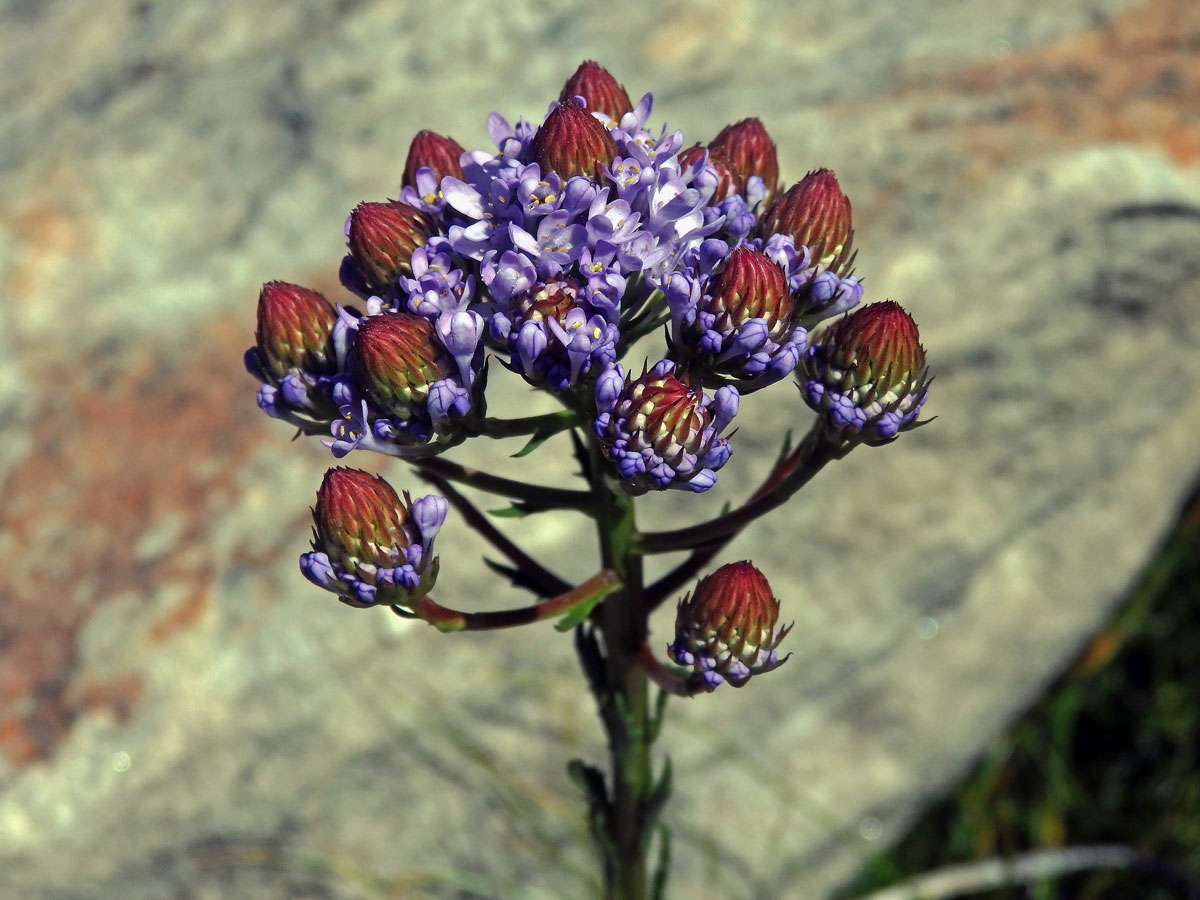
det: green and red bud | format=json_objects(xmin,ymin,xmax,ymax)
[
  {"xmin": 707, "ymin": 246, "xmax": 794, "ymax": 342},
  {"xmin": 669, "ymin": 561, "xmax": 790, "ymax": 690},
  {"xmin": 825, "ymin": 300, "xmax": 926, "ymax": 398},
  {"xmin": 708, "ymin": 117, "xmax": 779, "ymax": 205},
  {"xmin": 559, "ymin": 60, "xmax": 634, "ymax": 120},
  {"xmin": 254, "ymin": 280, "xmax": 339, "ymax": 380},
  {"xmin": 351, "ymin": 312, "xmax": 454, "ymax": 421},
  {"xmin": 306, "ymin": 466, "xmax": 443, "ymax": 607},
  {"xmin": 531, "ymin": 99, "xmax": 619, "ymax": 182},
  {"xmin": 800, "ymin": 300, "xmax": 931, "ymax": 444},
  {"xmin": 346, "ymin": 200, "xmax": 437, "ymax": 293},
  {"xmin": 403, "ymin": 129, "xmax": 465, "ymax": 190},
  {"xmin": 313, "ymin": 467, "xmax": 416, "ymax": 578},
  {"xmin": 758, "ymin": 168, "xmax": 854, "ymax": 275}
]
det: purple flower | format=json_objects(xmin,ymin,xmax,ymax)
[
  {"xmin": 593, "ymin": 360, "xmax": 738, "ymax": 494},
  {"xmin": 667, "ymin": 245, "xmax": 807, "ymax": 389},
  {"xmin": 799, "ymin": 300, "xmax": 930, "ymax": 445},
  {"xmin": 299, "ymin": 467, "xmax": 444, "ymax": 608},
  {"xmin": 668, "ymin": 561, "xmax": 790, "ymax": 691}
]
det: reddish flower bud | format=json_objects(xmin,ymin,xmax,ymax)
[
  {"xmin": 402, "ymin": 129, "xmax": 465, "ymax": 190},
  {"xmin": 302, "ymin": 467, "xmax": 445, "ymax": 607},
  {"xmin": 254, "ymin": 281, "xmax": 339, "ymax": 380},
  {"xmin": 531, "ymin": 100, "xmax": 618, "ymax": 182},
  {"xmin": 758, "ymin": 168, "xmax": 854, "ymax": 275},
  {"xmin": 676, "ymin": 144, "xmax": 705, "ymax": 171},
  {"xmin": 708, "ymin": 117, "xmax": 779, "ymax": 205},
  {"xmin": 594, "ymin": 360, "xmax": 738, "ymax": 493},
  {"xmin": 558, "ymin": 60, "xmax": 634, "ymax": 120},
  {"xmin": 313, "ymin": 467, "xmax": 418, "ymax": 578},
  {"xmin": 346, "ymin": 201, "xmax": 437, "ymax": 293},
  {"xmin": 706, "ymin": 247, "xmax": 794, "ymax": 343},
  {"xmin": 668, "ymin": 561, "xmax": 790, "ymax": 690},
  {"xmin": 678, "ymin": 143, "xmax": 739, "ymax": 201},
  {"xmin": 352, "ymin": 313, "xmax": 454, "ymax": 421},
  {"xmin": 827, "ymin": 301, "xmax": 926, "ymax": 396},
  {"xmin": 800, "ymin": 300, "xmax": 930, "ymax": 443}
]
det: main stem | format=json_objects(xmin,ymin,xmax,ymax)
[{"xmin": 589, "ymin": 436, "xmax": 652, "ymax": 900}]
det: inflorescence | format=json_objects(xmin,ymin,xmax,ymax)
[{"xmin": 245, "ymin": 60, "xmax": 932, "ymax": 692}]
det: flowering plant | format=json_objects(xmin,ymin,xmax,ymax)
[{"xmin": 245, "ymin": 60, "xmax": 931, "ymax": 899}]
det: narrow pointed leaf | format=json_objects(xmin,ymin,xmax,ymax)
[
  {"xmin": 487, "ymin": 504, "xmax": 531, "ymax": 519},
  {"xmin": 554, "ymin": 590, "xmax": 606, "ymax": 633}
]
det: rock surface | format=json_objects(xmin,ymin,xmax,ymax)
[{"xmin": 3, "ymin": 1, "xmax": 1199, "ymax": 897}]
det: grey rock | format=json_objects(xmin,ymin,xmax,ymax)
[{"xmin": 4, "ymin": 1, "xmax": 1196, "ymax": 898}]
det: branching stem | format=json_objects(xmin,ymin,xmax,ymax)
[{"xmin": 400, "ymin": 570, "xmax": 619, "ymax": 632}]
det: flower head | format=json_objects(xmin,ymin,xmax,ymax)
[
  {"xmin": 346, "ymin": 201, "xmax": 438, "ymax": 293},
  {"xmin": 403, "ymin": 129, "xmax": 465, "ymax": 190},
  {"xmin": 253, "ymin": 281, "xmax": 339, "ymax": 380},
  {"xmin": 299, "ymin": 467, "xmax": 445, "ymax": 607},
  {"xmin": 704, "ymin": 245, "xmax": 794, "ymax": 342},
  {"xmin": 667, "ymin": 246, "xmax": 806, "ymax": 386},
  {"xmin": 668, "ymin": 561, "xmax": 790, "ymax": 690},
  {"xmin": 351, "ymin": 312, "xmax": 456, "ymax": 421},
  {"xmin": 559, "ymin": 60, "xmax": 634, "ymax": 120},
  {"xmin": 707, "ymin": 117, "xmax": 779, "ymax": 206},
  {"xmin": 593, "ymin": 360, "xmax": 738, "ymax": 493},
  {"xmin": 800, "ymin": 300, "xmax": 930, "ymax": 444},
  {"xmin": 758, "ymin": 168, "xmax": 854, "ymax": 276},
  {"xmin": 531, "ymin": 99, "xmax": 619, "ymax": 182}
]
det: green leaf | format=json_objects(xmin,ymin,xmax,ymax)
[
  {"xmin": 650, "ymin": 822, "xmax": 672, "ymax": 900},
  {"xmin": 642, "ymin": 756, "xmax": 674, "ymax": 834},
  {"xmin": 554, "ymin": 591, "xmax": 606, "ymax": 633},
  {"xmin": 648, "ymin": 687, "xmax": 670, "ymax": 742},
  {"xmin": 487, "ymin": 504, "xmax": 530, "ymax": 519},
  {"xmin": 511, "ymin": 430, "xmax": 553, "ymax": 458}
]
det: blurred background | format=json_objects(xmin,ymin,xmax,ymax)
[{"xmin": 2, "ymin": 1, "xmax": 1199, "ymax": 897}]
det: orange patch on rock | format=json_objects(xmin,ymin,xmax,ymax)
[
  {"xmin": 146, "ymin": 586, "xmax": 210, "ymax": 645},
  {"xmin": 914, "ymin": 0, "xmax": 1200, "ymax": 165},
  {"xmin": 0, "ymin": 315, "xmax": 269, "ymax": 768},
  {"xmin": 1, "ymin": 163, "xmax": 92, "ymax": 300}
]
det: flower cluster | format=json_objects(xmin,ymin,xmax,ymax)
[
  {"xmin": 245, "ymin": 61, "xmax": 932, "ymax": 696},
  {"xmin": 300, "ymin": 467, "xmax": 446, "ymax": 608},
  {"xmin": 246, "ymin": 59, "xmax": 928, "ymax": 487},
  {"xmin": 669, "ymin": 561, "xmax": 791, "ymax": 690}
]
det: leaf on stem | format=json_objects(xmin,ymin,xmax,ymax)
[
  {"xmin": 511, "ymin": 430, "xmax": 555, "ymax": 458},
  {"xmin": 647, "ymin": 688, "xmax": 670, "ymax": 742},
  {"xmin": 650, "ymin": 822, "xmax": 672, "ymax": 900},
  {"xmin": 776, "ymin": 428, "xmax": 794, "ymax": 464},
  {"xmin": 553, "ymin": 589, "xmax": 606, "ymax": 633},
  {"xmin": 487, "ymin": 504, "xmax": 532, "ymax": 519},
  {"xmin": 641, "ymin": 756, "xmax": 673, "ymax": 849}
]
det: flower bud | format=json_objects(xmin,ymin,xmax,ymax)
[
  {"xmin": 668, "ymin": 561, "xmax": 790, "ymax": 690},
  {"xmin": 300, "ymin": 467, "xmax": 444, "ymax": 607},
  {"xmin": 708, "ymin": 117, "xmax": 779, "ymax": 205},
  {"xmin": 403, "ymin": 129, "xmax": 465, "ymax": 190},
  {"xmin": 352, "ymin": 312, "xmax": 455, "ymax": 421},
  {"xmin": 559, "ymin": 60, "xmax": 634, "ymax": 120},
  {"xmin": 531, "ymin": 100, "xmax": 619, "ymax": 182},
  {"xmin": 800, "ymin": 300, "xmax": 930, "ymax": 444},
  {"xmin": 593, "ymin": 361, "xmax": 737, "ymax": 493},
  {"xmin": 758, "ymin": 168, "xmax": 854, "ymax": 275},
  {"xmin": 707, "ymin": 246, "xmax": 794, "ymax": 343},
  {"xmin": 346, "ymin": 200, "xmax": 437, "ymax": 293},
  {"xmin": 678, "ymin": 144, "xmax": 739, "ymax": 201},
  {"xmin": 254, "ymin": 281, "xmax": 339, "ymax": 380}
]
